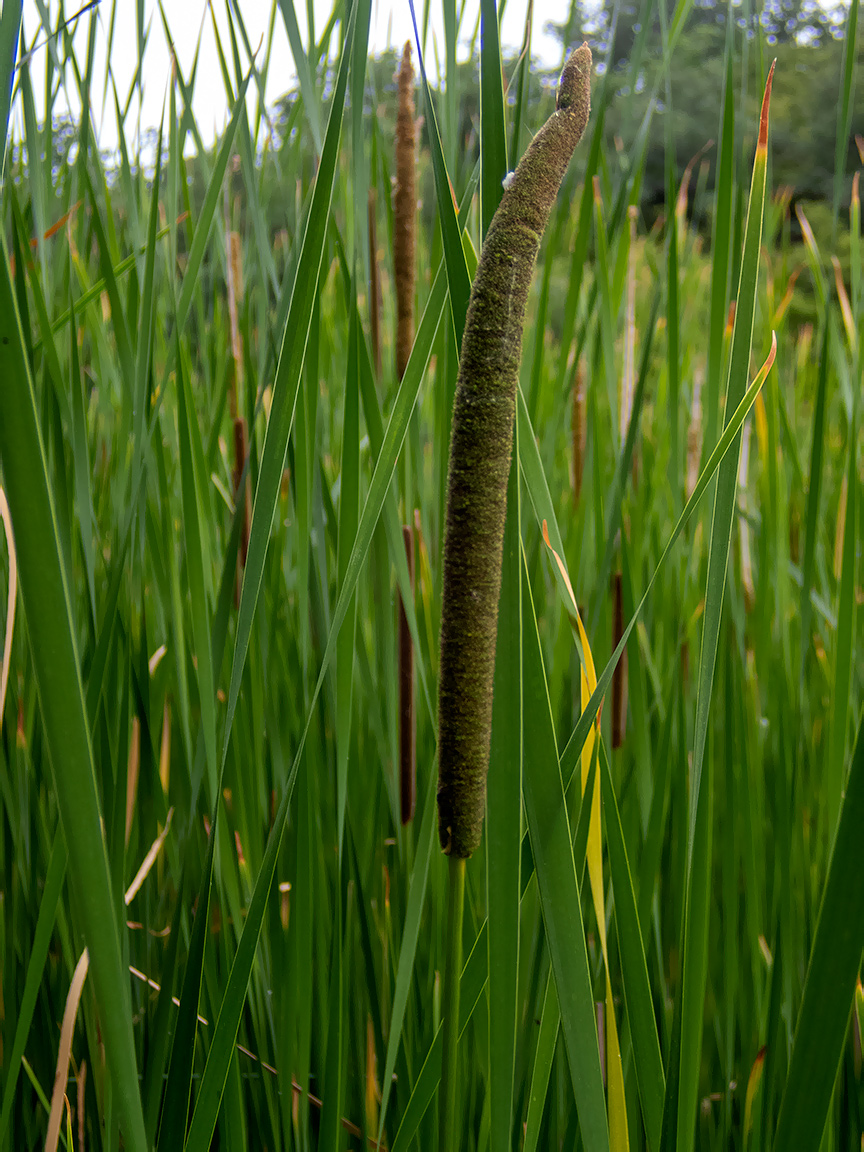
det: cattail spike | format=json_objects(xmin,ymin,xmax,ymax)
[{"xmin": 437, "ymin": 45, "xmax": 592, "ymax": 857}]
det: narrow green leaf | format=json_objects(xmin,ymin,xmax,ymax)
[
  {"xmin": 276, "ymin": 0, "xmax": 323, "ymax": 154},
  {"xmin": 672, "ymin": 64, "xmax": 775, "ymax": 1152},
  {"xmin": 527, "ymin": 330, "xmax": 774, "ymax": 787},
  {"xmin": 181, "ymin": 8, "xmax": 358, "ymax": 1147},
  {"xmin": 0, "ymin": 829, "xmax": 67, "ymax": 1144},
  {"xmin": 319, "ymin": 883, "xmax": 345, "ymax": 1152},
  {"xmin": 0, "ymin": 0, "xmax": 21, "ymax": 180},
  {"xmin": 479, "ymin": 0, "xmax": 507, "ymax": 236},
  {"xmin": 157, "ymin": 835, "xmax": 215, "ymax": 1151},
  {"xmin": 335, "ymin": 290, "xmax": 361, "ymax": 857},
  {"xmin": 144, "ymin": 868, "xmax": 188, "ymax": 1146},
  {"xmin": 407, "ymin": 0, "xmax": 471, "ymax": 348},
  {"xmin": 376, "ymin": 766, "xmax": 438, "ymax": 1143},
  {"xmin": 522, "ymin": 749, "xmax": 597, "ymax": 1152},
  {"xmin": 0, "ymin": 238, "xmax": 147, "ymax": 1152},
  {"xmin": 520, "ymin": 548, "xmax": 609, "ymax": 1152},
  {"xmin": 521, "ymin": 969, "xmax": 560, "ymax": 1152},
  {"xmin": 171, "ymin": 71, "xmax": 252, "ymax": 359},
  {"xmin": 599, "ymin": 742, "xmax": 665, "ymax": 1150},
  {"xmin": 832, "ymin": 0, "xmax": 859, "ymax": 234},
  {"xmin": 487, "ymin": 425, "xmax": 521, "ymax": 1152},
  {"xmin": 825, "ymin": 410, "xmax": 858, "ymax": 832},
  {"xmin": 175, "ymin": 340, "xmax": 218, "ymax": 802},
  {"xmin": 774, "ymin": 712, "xmax": 864, "ymax": 1151},
  {"xmin": 798, "ymin": 324, "xmax": 830, "ymax": 683},
  {"xmin": 389, "ymin": 752, "xmax": 597, "ymax": 1152},
  {"xmin": 704, "ymin": 18, "xmax": 735, "ymax": 458}
]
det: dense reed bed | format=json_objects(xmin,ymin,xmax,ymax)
[{"xmin": 0, "ymin": 1, "xmax": 861, "ymax": 1149}]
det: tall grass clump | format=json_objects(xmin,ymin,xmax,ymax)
[{"xmin": 0, "ymin": 1, "xmax": 861, "ymax": 1150}]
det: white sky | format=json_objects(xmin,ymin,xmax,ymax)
[{"xmin": 15, "ymin": 0, "xmax": 568, "ymax": 151}]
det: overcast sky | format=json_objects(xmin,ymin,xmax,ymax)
[{"xmin": 16, "ymin": 0, "xmax": 569, "ymax": 151}]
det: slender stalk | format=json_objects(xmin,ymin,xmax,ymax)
[
  {"xmin": 611, "ymin": 571, "xmax": 626, "ymax": 749},
  {"xmin": 399, "ymin": 523, "xmax": 416, "ymax": 824},
  {"xmin": 439, "ymin": 854, "xmax": 466, "ymax": 1152},
  {"xmin": 368, "ymin": 186, "xmax": 383, "ymax": 377},
  {"xmin": 572, "ymin": 358, "xmax": 585, "ymax": 505},
  {"xmin": 394, "ymin": 40, "xmax": 416, "ymax": 382}
]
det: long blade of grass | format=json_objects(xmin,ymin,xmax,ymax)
[
  {"xmin": 520, "ymin": 546, "xmax": 609, "ymax": 1152},
  {"xmin": 335, "ymin": 286, "xmax": 361, "ymax": 857},
  {"xmin": 832, "ymin": 0, "xmax": 859, "ymax": 234},
  {"xmin": 479, "ymin": 0, "xmax": 507, "ymax": 236},
  {"xmin": 526, "ymin": 331, "xmax": 775, "ymax": 787},
  {"xmin": 704, "ymin": 16, "xmax": 735, "ymax": 458},
  {"xmin": 156, "ymin": 824, "xmax": 216, "ymax": 1151},
  {"xmin": 169, "ymin": 71, "xmax": 252, "ymax": 370},
  {"xmin": 175, "ymin": 338, "xmax": 219, "ymax": 802},
  {"xmin": 220, "ymin": 4, "xmax": 352, "ymax": 780},
  {"xmin": 408, "ymin": 0, "xmax": 471, "ymax": 348},
  {"xmin": 376, "ymin": 767, "xmax": 438, "ymax": 1143},
  {"xmin": 487, "ymin": 421, "xmax": 521, "ymax": 1152},
  {"xmin": 143, "ymin": 867, "xmax": 188, "ymax": 1145},
  {"xmin": 522, "ymin": 749, "xmax": 597, "ymax": 1152},
  {"xmin": 276, "ymin": 0, "xmax": 323, "ymax": 153},
  {"xmin": 773, "ymin": 711, "xmax": 864, "ymax": 1150},
  {"xmin": 0, "ymin": 829, "xmax": 67, "ymax": 1144},
  {"xmin": 129, "ymin": 114, "xmax": 163, "ymax": 502},
  {"xmin": 588, "ymin": 288, "xmax": 661, "ymax": 631},
  {"xmin": 542, "ymin": 527, "xmax": 629, "ymax": 1149},
  {"xmin": 798, "ymin": 324, "xmax": 830, "ymax": 683},
  {"xmin": 0, "ymin": 240, "xmax": 147, "ymax": 1152},
  {"xmin": 825, "ymin": 406, "xmax": 858, "ymax": 832},
  {"xmin": 0, "ymin": 485, "xmax": 15, "ymax": 722},
  {"xmin": 599, "ymin": 740, "xmax": 665, "ymax": 1151},
  {"xmin": 521, "ymin": 968, "xmax": 560, "ymax": 1152},
  {"xmin": 181, "ymin": 9, "xmax": 358, "ymax": 1145},
  {"xmin": 686, "ymin": 60, "xmax": 775, "ymax": 851},
  {"xmin": 390, "ymin": 744, "xmax": 598, "ymax": 1152},
  {"xmin": 671, "ymin": 61, "xmax": 775, "ymax": 1152},
  {"xmin": 0, "ymin": 0, "xmax": 21, "ymax": 181},
  {"xmin": 389, "ymin": 917, "xmax": 489, "ymax": 1152}
]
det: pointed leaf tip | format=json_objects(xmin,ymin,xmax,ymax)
[{"xmin": 758, "ymin": 61, "xmax": 776, "ymax": 151}]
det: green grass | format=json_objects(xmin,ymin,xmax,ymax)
[{"xmin": 0, "ymin": 1, "xmax": 862, "ymax": 1149}]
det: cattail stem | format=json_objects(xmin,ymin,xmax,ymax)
[
  {"xmin": 611, "ymin": 571, "xmax": 627, "ymax": 749},
  {"xmin": 226, "ymin": 212, "xmax": 249, "ymax": 599},
  {"xmin": 438, "ymin": 854, "xmax": 465, "ymax": 1152},
  {"xmin": 398, "ymin": 524, "xmax": 416, "ymax": 824},
  {"xmin": 686, "ymin": 367, "xmax": 703, "ymax": 499},
  {"xmin": 233, "ymin": 415, "xmax": 251, "ymax": 569}
]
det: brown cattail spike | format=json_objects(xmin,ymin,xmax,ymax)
[
  {"xmin": 437, "ymin": 45, "xmax": 592, "ymax": 858},
  {"xmin": 394, "ymin": 42, "xmax": 416, "ymax": 381}
]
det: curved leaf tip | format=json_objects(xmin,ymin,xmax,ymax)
[{"xmin": 758, "ymin": 61, "xmax": 776, "ymax": 152}]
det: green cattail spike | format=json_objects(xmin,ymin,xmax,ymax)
[{"xmin": 437, "ymin": 44, "xmax": 592, "ymax": 858}]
